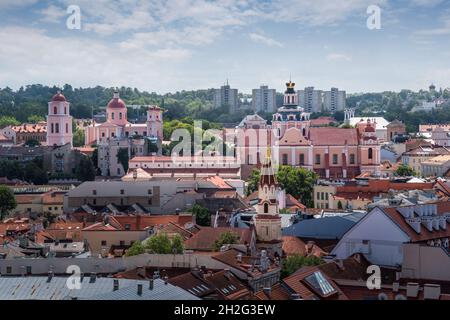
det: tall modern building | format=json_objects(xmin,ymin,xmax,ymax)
[
  {"xmin": 252, "ymin": 85, "xmax": 277, "ymax": 113},
  {"xmin": 298, "ymin": 87, "xmax": 323, "ymax": 113},
  {"xmin": 323, "ymin": 88, "xmax": 346, "ymax": 112},
  {"xmin": 214, "ymin": 81, "xmax": 239, "ymax": 113}
]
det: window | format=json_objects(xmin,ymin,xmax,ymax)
[
  {"xmin": 321, "ymin": 192, "xmax": 324, "ymax": 200},
  {"xmin": 148, "ymin": 198, "xmax": 152, "ymax": 205},
  {"xmin": 304, "ymin": 271, "xmax": 337, "ymax": 297},
  {"xmin": 54, "ymin": 106, "xmax": 57, "ymax": 114},
  {"xmin": 120, "ymin": 189, "xmax": 124, "ymax": 195},
  {"xmin": 66, "ymin": 123, "xmax": 69, "ymax": 133},
  {"xmin": 299, "ymin": 154, "xmax": 305, "ymax": 165},
  {"xmin": 117, "ymin": 168, "xmax": 121, "ymax": 175},
  {"xmin": 264, "ymin": 203, "xmax": 269, "ymax": 213},
  {"xmin": 55, "ymin": 123, "xmax": 59, "ymax": 133},
  {"xmin": 119, "ymin": 112, "xmax": 122, "ymax": 120},
  {"xmin": 6, "ymin": 266, "xmax": 12, "ymax": 274},
  {"xmin": 64, "ymin": 107, "xmax": 67, "ymax": 114},
  {"xmin": 349, "ymin": 154, "xmax": 355, "ymax": 164},
  {"xmin": 93, "ymin": 199, "xmax": 97, "ymax": 205},
  {"xmin": 51, "ymin": 123, "xmax": 54, "ymax": 133},
  {"xmin": 282, "ymin": 154, "xmax": 288, "ymax": 165},
  {"xmin": 101, "ymin": 240, "xmax": 107, "ymax": 246},
  {"xmin": 368, "ymin": 148, "xmax": 373, "ymax": 159},
  {"xmin": 315, "ymin": 154, "xmax": 321, "ymax": 165},
  {"xmin": 26, "ymin": 266, "xmax": 32, "ymax": 274},
  {"xmin": 124, "ymin": 224, "xmax": 131, "ymax": 231},
  {"xmin": 148, "ymin": 189, "xmax": 152, "ymax": 195},
  {"xmin": 111, "ymin": 112, "xmax": 115, "ymax": 120},
  {"xmin": 332, "ymin": 154, "xmax": 338, "ymax": 165},
  {"xmin": 325, "ymin": 193, "xmax": 329, "ymax": 201},
  {"xmin": 93, "ymin": 190, "xmax": 97, "ymax": 195},
  {"xmin": 317, "ymin": 192, "xmax": 320, "ymax": 200}
]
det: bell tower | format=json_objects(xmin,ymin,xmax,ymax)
[
  {"xmin": 146, "ymin": 105, "xmax": 163, "ymax": 140},
  {"xmin": 254, "ymin": 147, "xmax": 282, "ymax": 256},
  {"xmin": 47, "ymin": 90, "xmax": 73, "ymax": 147}
]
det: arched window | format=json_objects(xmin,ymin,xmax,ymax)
[
  {"xmin": 302, "ymin": 128, "xmax": 306, "ymax": 136},
  {"xmin": 64, "ymin": 107, "xmax": 67, "ymax": 114},
  {"xmin": 65, "ymin": 123, "xmax": 68, "ymax": 133},
  {"xmin": 368, "ymin": 148, "xmax": 373, "ymax": 159},
  {"xmin": 51, "ymin": 123, "xmax": 54, "ymax": 133},
  {"xmin": 111, "ymin": 112, "xmax": 115, "ymax": 120},
  {"xmin": 55, "ymin": 123, "xmax": 59, "ymax": 133},
  {"xmin": 119, "ymin": 112, "xmax": 122, "ymax": 120},
  {"xmin": 53, "ymin": 106, "xmax": 57, "ymax": 114},
  {"xmin": 264, "ymin": 203, "xmax": 269, "ymax": 213}
]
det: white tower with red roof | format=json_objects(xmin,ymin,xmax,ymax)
[
  {"xmin": 146, "ymin": 105, "xmax": 163, "ymax": 140},
  {"xmin": 47, "ymin": 90, "xmax": 73, "ymax": 147},
  {"xmin": 254, "ymin": 148, "xmax": 282, "ymax": 256}
]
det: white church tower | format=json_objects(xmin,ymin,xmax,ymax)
[{"xmin": 47, "ymin": 90, "xmax": 73, "ymax": 147}]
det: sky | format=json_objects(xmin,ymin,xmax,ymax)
[{"xmin": 0, "ymin": 0, "xmax": 450, "ymax": 94}]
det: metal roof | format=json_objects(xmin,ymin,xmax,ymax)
[{"xmin": 0, "ymin": 277, "xmax": 199, "ymax": 300}]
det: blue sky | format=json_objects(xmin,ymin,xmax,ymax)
[{"xmin": 0, "ymin": 0, "xmax": 449, "ymax": 94}]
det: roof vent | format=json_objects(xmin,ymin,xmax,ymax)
[
  {"xmin": 149, "ymin": 279, "xmax": 154, "ymax": 290},
  {"xmin": 423, "ymin": 284, "xmax": 441, "ymax": 300},
  {"xmin": 113, "ymin": 279, "xmax": 119, "ymax": 291},
  {"xmin": 137, "ymin": 284, "xmax": 143, "ymax": 296},
  {"xmin": 406, "ymin": 282, "xmax": 419, "ymax": 298}
]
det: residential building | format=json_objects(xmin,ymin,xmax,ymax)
[
  {"xmin": 252, "ymin": 85, "xmax": 276, "ymax": 113},
  {"xmin": 421, "ymin": 155, "xmax": 450, "ymax": 177},
  {"xmin": 401, "ymin": 145, "xmax": 450, "ymax": 176},
  {"xmin": 323, "ymin": 88, "xmax": 346, "ymax": 112},
  {"xmin": 0, "ymin": 122, "xmax": 47, "ymax": 145},
  {"xmin": 214, "ymin": 81, "xmax": 239, "ymax": 113},
  {"xmin": 386, "ymin": 120, "xmax": 406, "ymax": 142},
  {"xmin": 331, "ymin": 202, "xmax": 450, "ymax": 267},
  {"xmin": 349, "ymin": 116, "xmax": 390, "ymax": 141},
  {"xmin": 431, "ymin": 126, "xmax": 450, "ymax": 147},
  {"xmin": 298, "ymin": 87, "xmax": 322, "ymax": 113}
]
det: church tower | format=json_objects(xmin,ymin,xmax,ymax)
[
  {"xmin": 254, "ymin": 148, "xmax": 282, "ymax": 256},
  {"xmin": 283, "ymin": 80, "xmax": 298, "ymax": 108},
  {"xmin": 146, "ymin": 105, "xmax": 163, "ymax": 140},
  {"xmin": 47, "ymin": 90, "xmax": 73, "ymax": 147}
]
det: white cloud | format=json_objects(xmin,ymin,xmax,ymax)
[
  {"xmin": 39, "ymin": 5, "xmax": 66, "ymax": 23},
  {"xmin": 326, "ymin": 53, "xmax": 352, "ymax": 62},
  {"xmin": 0, "ymin": 0, "xmax": 37, "ymax": 9},
  {"xmin": 249, "ymin": 33, "xmax": 283, "ymax": 47}
]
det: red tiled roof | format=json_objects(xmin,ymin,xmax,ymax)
[
  {"xmin": 309, "ymin": 127, "xmax": 359, "ymax": 146},
  {"xmin": 282, "ymin": 236, "xmax": 327, "ymax": 257},
  {"xmin": 254, "ymin": 283, "xmax": 291, "ymax": 300},
  {"xmin": 382, "ymin": 201, "xmax": 450, "ymax": 242}
]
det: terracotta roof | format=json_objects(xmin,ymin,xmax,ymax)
[
  {"xmin": 282, "ymin": 266, "xmax": 348, "ymax": 300},
  {"xmin": 52, "ymin": 91, "xmax": 67, "ymax": 102},
  {"xmin": 382, "ymin": 201, "xmax": 450, "ymax": 242},
  {"xmin": 254, "ymin": 283, "xmax": 291, "ymax": 300},
  {"xmin": 309, "ymin": 127, "xmax": 358, "ymax": 146},
  {"xmin": 285, "ymin": 194, "xmax": 306, "ymax": 211},
  {"xmin": 184, "ymin": 227, "xmax": 253, "ymax": 251},
  {"xmin": 9, "ymin": 123, "xmax": 47, "ymax": 134},
  {"xmin": 168, "ymin": 271, "xmax": 215, "ymax": 298},
  {"xmin": 204, "ymin": 270, "xmax": 251, "ymax": 300},
  {"xmin": 282, "ymin": 236, "xmax": 327, "ymax": 257}
]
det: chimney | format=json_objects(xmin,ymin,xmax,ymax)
[
  {"xmin": 137, "ymin": 284, "xmax": 143, "ymax": 296},
  {"xmin": 423, "ymin": 284, "xmax": 441, "ymax": 300},
  {"xmin": 149, "ymin": 279, "xmax": 154, "ymax": 290},
  {"xmin": 47, "ymin": 270, "xmax": 54, "ymax": 282},
  {"xmin": 164, "ymin": 276, "xmax": 168, "ymax": 285},
  {"xmin": 113, "ymin": 279, "xmax": 119, "ymax": 291},
  {"xmin": 392, "ymin": 282, "xmax": 400, "ymax": 293},
  {"xmin": 263, "ymin": 287, "xmax": 272, "ymax": 299},
  {"xmin": 89, "ymin": 273, "xmax": 97, "ymax": 283},
  {"xmin": 236, "ymin": 253, "xmax": 242, "ymax": 263},
  {"xmin": 406, "ymin": 282, "xmax": 419, "ymax": 298}
]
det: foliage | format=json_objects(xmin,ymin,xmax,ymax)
[
  {"xmin": 24, "ymin": 139, "xmax": 40, "ymax": 147},
  {"xmin": 337, "ymin": 200, "xmax": 343, "ymax": 210},
  {"xmin": 27, "ymin": 115, "xmax": 45, "ymax": 123},
  {"xmin": 0, "ymin": 185, "xmax": 17, "ymax": 220},
  {"xmin": 171, "ymin": 234, "xmax": 184, "ymax": 254},
  {"xmin": 23, "ymin": 161, "xmax": 48, "ymax": 184},
  {"xmin": 276, "ymin": 166, "xmax": 317, "ymax": 208},
  {"xmin": 189, "ymin": 204, "xmax": 211, "ymax": 226},
  {"xmin": 145, "ymin": 233, "xmax": 172, "ymax": 254},
  {"xmin": 395, "ymin": 164, "xmax": 416, "ymax": 177},
  {"xmin": 125, "ymin": 241, "xmax": 145, "ymax": 257},
  {"xmin": 281, "ymin": 255, "xmax": 324, "ymax": 278},
  {"xmin": 116, "ymin": 148, "xmax": 129, "ymax": 173},
  {"xmin": 73, "ymin": 127, "xmax": 85, "ymax": 147},
  {"xmin": 246, "ymin": 168, "xmax": 261, "ymax": 196},
  {"xmin": 213, "ymin": 231, "xmax": 238, "ymax": 251},
  {"xmin": 75, "ymin": 156, "xmax": 96, "ymax": 181},
  {"xmin": 0, "ymin": 116, "xmax": 19, "ymax": 128}
]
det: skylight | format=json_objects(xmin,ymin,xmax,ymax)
[{"xmin": 304, "ymin": 271, "xmax": 337, "ymax": 297}]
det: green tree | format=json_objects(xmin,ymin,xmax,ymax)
[
  {"xmin": 27, "ymin": 115, "xmax": 45, "ymax": 123},
  {"xmin": 125, "ymin": 240, "xmax": 145, "ymax": 257},
  {"xmin": 276, "ymin": 166, "xmax": 317, "ymax": 208},
  {"xmin": 337, "ymin": 200, "xmax": 343, "ymax": 210},
  {"xmin": 190, "ymin": 204, "xmax": 211, "ymax": 226},
  {"xmin": 0, "ymin": 116, "xmax": 19, "ymax": 128},
  {"xmin": 145, "ymin": 233, "xmax": 172, "ymax": 254},
  {"xmin": 73, "ymin": 128, "xmax": 85, "ymax": 147},
  {"xmin": 24, "ymin": 139, "xmax": 40, "ymax": 147},
  {"xmin": 171, "ymin": 234, "xmax": 184, "ymax": 254},
  {"xmin": 281, "ymin": 255, "xmax": 324, "ymax": 278},
  {"xmin": 213, "ymin": 231, "xmax": 238, "ymax": 251},
  {"xmin": 0, "ymin": 185, "xmax": 17, "ymax": 220},
  {"xmin": 24, "ymin": 161, "xmax": 48, "ymax": 184},
  {"xmin": 75, "ymin": 156, "xmax": 96, "ymax": 181},
  {"xmin": 246, "ymin": 168, "xmax": 261, "ymax": 196},
  {"xmin": 395, "ymin": 164, "xmax": 416, "ymax": 177}
]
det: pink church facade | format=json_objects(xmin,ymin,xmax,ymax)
[
  {"xmin": 84, "ymin": 91, "xmax": 163, "ymax": 145},
  {"xmin": 236, "ymin": 81, "xmax": 381, "ymax": 179}
]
